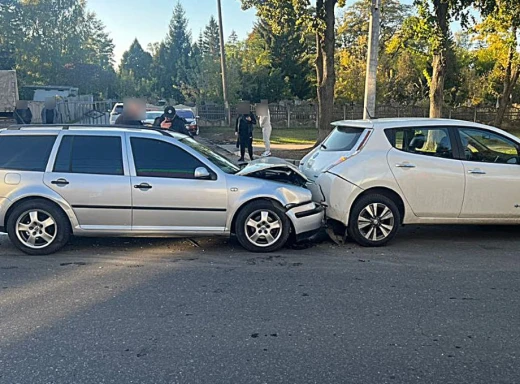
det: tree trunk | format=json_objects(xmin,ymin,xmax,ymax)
[
  {"xmin": 429, "ymin": 1, "xmax": 449, "ymax": 119},
  {"xmin": 495, "ymin": 27, "xmax": 519, "ymax": 127},
  {"xmin": 316, "ymin": 0, "xmax": 337, "ymax": 143}
]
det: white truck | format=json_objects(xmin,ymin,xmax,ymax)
[{"xmin": 0, "ymin": 70, "xmax": 19, "ymax": 114}]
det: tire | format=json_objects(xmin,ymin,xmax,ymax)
[
  {"xmin": 235, "ymin": 200, "xmax": 291, "ymax": 253},
  {"xmin": 348, "ymin": 194, "xmax": 401, "ymax": 247},
  {"xmin": 7, "ymin": 199, "xmax": 71, "ymax": 255}
]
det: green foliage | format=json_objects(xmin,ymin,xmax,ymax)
[
  {"xmin": 120, "ymin": 39, "xmax": 153, "ymax": 81},
  {"xmin": 0, "ymin": 0, "xmax": 115, "ymax": 98}
]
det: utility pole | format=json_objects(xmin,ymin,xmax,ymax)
[
  {"xmin": 216, "ymin": 0, "xmax": 230, "ymax": 124},
  {"xmin": 363, "ymin": 0, "xmax": 381, "ymax": 120}
]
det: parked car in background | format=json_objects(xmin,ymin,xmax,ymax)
[
  {"xmin": 300, "ymin": 118, "xmax": 520, "ymax": 247},
  {"xmin": 109, "ymin": 102, "xmax": 124, "ymax": 125},
  {"xmin": 142, "ymin": 110, "xmax": 163, "ymax": 125},
  {"xmin": 0, "ymin": 125, "xmax": 323, "ymax": 255},
  {"xmin": 176, "ymin": 109, "xmax": 199, "ymax": 136}
]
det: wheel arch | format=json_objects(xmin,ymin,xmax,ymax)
[
  {"xmin": 4, "ymin": 196, "xmax": 73, "ymax": 233},
  {"xmin": 349, "ymin": 187, "xmax": 405, "ymax": 225},
  {"xmin": 230, "ymin": 197, "xmax": 290, "ymax": 234}
]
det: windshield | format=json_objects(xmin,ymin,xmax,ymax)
[
  {"xmin": 180, "ymin": 137, "xmax": 239, "ymax": 174},
  {"xmin": 177, "ymin": 110, "xmax": 195, "ymax": 119},
  {"xmin": 321, "ymin": 126, "xmax": 365, "ymax": 151},
  {"xmin": 146, "ymin": 112, "xmax": 163, "ymax": 120}
]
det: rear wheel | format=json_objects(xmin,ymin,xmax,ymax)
[
  {"xmin": 348, "ymin": 194, "xmax": 400, "ymax": 247},
  {"xmin": 7, "ymin": 200, "xmax": 71, "ymax": 255},
  {"xmin": 235, "ymin": 201, "xmax": 291, "ymax": 253}
]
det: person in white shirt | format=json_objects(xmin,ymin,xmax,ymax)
[{"xmin": 257, "ymin": 103, "xmax": 272, "ymax": 157}]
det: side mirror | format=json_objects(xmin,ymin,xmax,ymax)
[
  {"xmin": 194, "ymin": 167, "xmax": 211, "ymax": 179},
  {"xmin": 195, "ymin": 116, "xmax": 200, "ymax": 119}
]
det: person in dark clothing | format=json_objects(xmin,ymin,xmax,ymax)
[
  {"xmin": 153, "ymin": 106, "xmax": 192, "ymax": 136},
  {"xmin": 41, "ymin": 99, "xmax": 61, "ymax": 124},
  {"xmin": 14, "ymin": 101, "xmax": 32, "ymax": 124},
  {"xmin": 114, "ymin": 100, "xmax": 144, "ymax": 126},
  {"xmin": 235, "ymin": 113, "xmax": 257, "ymax": 162}
]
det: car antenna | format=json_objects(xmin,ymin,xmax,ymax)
[{"xmin": 365, "ymin": 107, "xmax": 373, "ymax": 120}]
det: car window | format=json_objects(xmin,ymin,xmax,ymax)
[
  {"xmin": 113, "ymin": 105, "xmax": 123, "ymax": 114},
  {"xmin": 321, "ymin": 126, "xmax": 364, "ymax": 151},
  {"xmin": 386, "ymin": 127, "xmax": 453, "ymax": 159},
  {"xmin": 0, "ymin": 135, "xmax": 56, "ymax": 172},
  {"xmin": 54, "ymin": 135, "xmax": 124, "ymax": 175},
  {"xmin": 131, "ymin": 138, "xmax": 208, "ymax": 179},
  {"xmin": 459, "ymin": 128, "xmax": 520, "ymax": 164}
]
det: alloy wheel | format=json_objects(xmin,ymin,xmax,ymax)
[
  {"xmin": 357, "ymin": 203, "xmax": 395, "ymax": 242},
  {"xmin": 244, "ymin": 210, "xmax": 283, "ymax": 248},
  {"xmin": 15, "ymin": 210, "xmax": 57, "ymax": 249}
]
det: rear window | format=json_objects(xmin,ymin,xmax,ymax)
[
  {"xmin": 321, "ymin": 126, "xmax": 364, "ymax": 151},
  {"xmin": 0, "ymin": 135, "xmax": 56, "ymax": 172}
]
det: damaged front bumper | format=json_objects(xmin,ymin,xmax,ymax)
[{"xmin": 286, "ymin": 201, "xmax": 325, "ymax": 241}]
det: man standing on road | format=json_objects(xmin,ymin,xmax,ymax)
[
  {"xmin": 153, "ymin": 106, "xmax": 192, "ymax": 136},
  {"xmin": 235, "ymin": 112, "xmax": 257, "ymax": 162},
  {"xmin": 257, "ymin": 102, "xmax": 272, "ymax": 157}
]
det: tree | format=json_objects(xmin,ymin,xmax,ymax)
[
  {"xmin": 411, "ymin": 0, "xmax": 503, "ymax": 117},
  {"xmin": 477, "ymin": 0, "xmax": 520, "ymax": 126},
  {"xmin": 242, "ymin": 0, "xmax": 346, "ymax": 141},
  {"xmin": 154, "ymin": 2, "xmax": 193, "ymax": 102},
  {"xmin": 0, "ymin": 0, "xmax": 115, "ymax": 96},
  {"xmin": 0, "ymin": 0, "xmax": 21, "ymax": 70},
  {"xmin": 202, "ymin": 16, "xmax": 221, "ymax": 57},
  {"xmin": 120, "ymin": 39, "xmax": 153, "ymax": 81},
  {"xmin": 255, "ymin": 18, "xmax": 314, "ymax": 100},
  {"xmin": 336, "ymin": 0, "xmax": 413, "ymax": 104}
]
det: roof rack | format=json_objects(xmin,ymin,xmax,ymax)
[{"xmin": 4, "ymin": 124, "xmax": 173, "ymax": 137}]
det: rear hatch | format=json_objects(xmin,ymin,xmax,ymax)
[
  {"xmin": 238, "ymin": 158, "xmax": 325, "ymax": 202},
  {"xmin": 300, "ymin": 126, "xmax": 368, "ymax": 180}
]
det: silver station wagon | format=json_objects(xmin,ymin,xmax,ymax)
[{"xmin": 0, "ymin": 125, "xmax": 324, "ymax": 255}]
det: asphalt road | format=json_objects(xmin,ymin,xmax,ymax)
[{"xmin": 0, "ymin": 225, "xmax": 519, "ymax": 384}]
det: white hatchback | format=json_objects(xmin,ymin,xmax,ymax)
[{"xmin": 301, "ymin": 118, "xmax": 520, "ymax": 246}]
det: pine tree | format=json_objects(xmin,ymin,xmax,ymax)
[{"xmin": 120, "ymin": 39, "xmax": 153, "ymax": 81}]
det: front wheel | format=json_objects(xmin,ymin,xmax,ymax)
[
  {"xmin": 7, "ymin": 199, "xmax": 71, "ymax": 255},
  {"xmin": 235, "ymin": 201, "xmax": 291, "ymax": 253},
  {"xmin": 348, "ymin": 194, "xmax": 401, "ymax": 247}
]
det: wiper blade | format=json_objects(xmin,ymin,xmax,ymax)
[{"xmin": 320, "ymin": 144, "xmax": 327, "ymax": 150}]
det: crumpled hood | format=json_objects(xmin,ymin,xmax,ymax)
[{"xmin": 237, "ymin": 157, "xmax": 307, "ymax": 180}]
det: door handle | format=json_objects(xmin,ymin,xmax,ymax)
[
  {"xmin": 51, "ymin": 178, "xmax": 69, "ymax": 186},
  {"xmin": 134, "ymin": 183, "xmax": 152, "ymax": 190},
  {"xmin": 395, "ymin": 163, "xmax": 416, "ymax": 168},
  {"xmin": 468, "ymin": 169, "xmax": 486, "ymax": 175}
]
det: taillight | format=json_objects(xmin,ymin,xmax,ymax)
[
  {"xmin": 324, "ymin": 130, "xmax": 372, "ymax": 173},
  {"xmin": 324, "ymin": 156, "xmax": 348, "ymax": 172}
]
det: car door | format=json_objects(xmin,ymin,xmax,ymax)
[
  {"xmin": 456, "ymin": 127, "xmax": 520, "ymax": 218},
  {"xmin": 386, "ymin": 126, "xmax": 465, "ymax": 218},
  {"xmin": 44, "ymin": 133, "xmax": 132, "ymax": 229},
  {"xmin": 127, "ymin": 134, "xmax": 228, "ymax": 232}
]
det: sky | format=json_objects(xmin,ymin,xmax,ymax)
[{"xmin": 87, "ymin": 0, "xmax": 257, "ymax": 65}]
